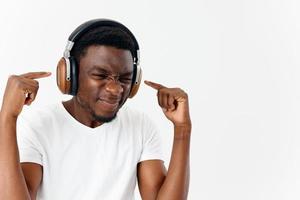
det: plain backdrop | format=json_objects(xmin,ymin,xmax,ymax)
[{"xmin": 1, "ymin": 0, "xmax": 300, "ymax": 199}]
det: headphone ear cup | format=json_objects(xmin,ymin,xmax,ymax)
[
  {"xmin": 69, "ymin": 56, "xmax": 78, "ymax": 95},
  {"xmin": 56, "ymin": 57, "xmax": 71, "ymax": 94},
  {"xmin": 129, "ymin": 66, "xmax": 142, "ymax": 98}
]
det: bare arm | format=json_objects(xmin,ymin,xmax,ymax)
[
  {"xmin": 0, "ymin": 114, "xmax": 31, "ymax": 200},
  {"xmin": 156, "ymin": 125, "xmax": 191, "ymax": 200},
  {"xmin": 21, "ymin": 163, "xmax": 43, "ymax": 200},
  {"xmin": 0, "ymin": 72, "xmax": 50, "ymax": 200},
  {"xmin": 137, "ymin": 160, "xmax": 167, "ymax": 199},
  {"xmin": 138, "ymin": 81, "xmax": 191, "ymax": 200}
]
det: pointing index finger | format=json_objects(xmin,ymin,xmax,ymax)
[
  {"xmin": 144, "ymin": 80, "xmax": 165, "ymax": 90},
  {"xmin": 20, "ymin": 72, "xmax": 52, "ymax": 79}
]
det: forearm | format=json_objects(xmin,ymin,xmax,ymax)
[
  {"xmin": 0, "ymin": 112, "xmax": 31, "ymax": 200},
  {"xmin": 157, "ymin": 125, "xmax": 191, "ymax": 200}
]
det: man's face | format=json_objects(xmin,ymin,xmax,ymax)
[{"xmin": 76, "ymin": 45, "xmax": 134, "ymax": 122}]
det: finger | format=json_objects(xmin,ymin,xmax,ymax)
[
  {"xmin": 25, "ymin": 92, "xmax": 36, "ymax": 105},
  {"xmin": 19, "ymin": 80, "xmax": 39, "ymax": 100},
  {"xmin": 20, "ymin": 72, "xmax": 51, "ymax": 79},
  {"xmin": 20, "ymin": 77, "xmax": 39, "ymax": 88},
  {"xmin": 168, "ymin": 94, "xmax": 176, "ymax": 111},
  {"xmin": 174, "ymin": 89, "xmax": 188, "ymax": 103},
  {"xmin": 24, "ymin": 87, "xmax": 38, "ymax": 106},
  {"xmin": 162, "ymin": 93, "xmax": 169, "ymax": 110},
  {"xmin": 144, "ymin": 80, "xmax": 165, "ymax": 90},
  {"xmin": 157, "ymin": 91, "xmax": 163, "ymax": 108},
  {"xmin": 21, "ymin": 85, "xmax": 38, "ymax": 105}
]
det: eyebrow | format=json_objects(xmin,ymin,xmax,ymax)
[{"xmin": 88, "ymin": 66, "xmax": 133, "ymax": 76}]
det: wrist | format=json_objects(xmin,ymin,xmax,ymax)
[
  {"xmin": 174, "ymin": 124, "xmax": 192, "ymax": 140},
  {"xmin": 0, "ymin": 110, "xmax": 18, "ymax": 123},
  {"xmin": 173, "ymin": 121, "xmax": 192, "ymax": 130}
]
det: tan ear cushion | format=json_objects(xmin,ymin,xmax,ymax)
[
  {"xmin": 56, "ymin": 58, "xmax": 71, "ymax": 94},
  {"xmin": 129, "ymin": 68, "xmax": 142, "ymax": 98}
]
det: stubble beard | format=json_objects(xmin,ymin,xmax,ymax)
[{"xmin": 76, "ymin": 96, "xmax": 118, "ymax": 123}]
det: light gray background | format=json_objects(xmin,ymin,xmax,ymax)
[{"xmin": 0, "ymin": 0, "xmax": 300, "ymax": 199}]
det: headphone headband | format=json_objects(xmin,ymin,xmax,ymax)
[
  {"xmin": 64, "ymin": 19, "xmax": 139, "ymax": 65},
  {"xmin": 57, "ymin": 18, "xmax": 142, "ymax": 98}
]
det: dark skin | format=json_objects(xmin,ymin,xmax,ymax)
[
  {"xmin": 0, "ymin": 45, "xmax": 191, "ymax": 200},
  {"xmin": 63, "ymin": 45, "xmax": 134, "ymax": 128}
]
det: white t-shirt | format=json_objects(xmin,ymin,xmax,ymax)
[{"xmin": 17, "ymin": 102, "xmax": 164, "ymax": 200}]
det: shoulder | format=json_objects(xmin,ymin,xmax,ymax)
[
  {"xmin": 117, "ymin": 105, "xmax": 151, "ymax": 123},
  {"xmin": 18, "ymin": 102, "xmax": 63, "ymax": 131},
  {"xmin": 118, "ymin": 105, "xmax": 144, "ymax": 118},
  {"xmin": 116, "ymin": 105, "xmax": 158, "ymax": 131},
  {"xmin": 20, "ymin": 102, "xmax": 61, "ymax": 120}
]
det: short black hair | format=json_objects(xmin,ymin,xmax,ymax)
[{"xmin": 70, "ymin": 26, "xmax": 136, "ymax": 64}]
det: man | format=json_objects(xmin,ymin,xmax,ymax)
[{"xmin": 0, "ymin": 19, "xmax": 191, "ymax": 200}]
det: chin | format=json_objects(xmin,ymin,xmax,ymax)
[
  {"xmin": 92, "ymin": 113, "xmax": 117, "ymax": 123},
  {"xmin": 92, "ymin": 111, "xmax": 118, "ymax": 123}
]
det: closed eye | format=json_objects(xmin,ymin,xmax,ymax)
[
  {"xmin": 119, "ymin": 77, "xmax": 132, "ymax": 83},
  {"xmin": 92, "ymin": 73, "xmax": 108, "ymax": 79}
]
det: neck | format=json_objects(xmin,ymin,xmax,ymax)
[{"xmin": 62, "ymin": 98, "xmax": 103, "ymax": 128}]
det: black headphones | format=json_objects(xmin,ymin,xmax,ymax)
[{"xmin": 56, "ymin": 19, "xmax": 142, "ymax": 98}]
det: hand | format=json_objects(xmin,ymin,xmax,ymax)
[
  {"xmin": 145, "ymin": 80, "xmax": 191, "ymax": 127},
  {"xmin": 1, "ymin": 72, "xmax": 51, "ymax": 118}
]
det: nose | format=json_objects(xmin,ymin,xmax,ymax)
[{"xmin": 105, "ymin": 79, "xmax": 123, "ymax": 96}]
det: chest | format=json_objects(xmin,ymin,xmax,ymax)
[
  {"xmin": 41, "ymin": 125, "xmax": 142, "ymax": 183},
  {"xmin": 36, "ymin": 125, "xmax": 140, "ymax": 199}
]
